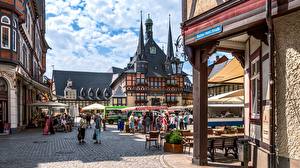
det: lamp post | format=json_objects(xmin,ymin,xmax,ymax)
[{"xmin": 171, "ymin": 58, "xmax": 183, "ymax": 74}]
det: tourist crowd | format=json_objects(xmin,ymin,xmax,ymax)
[{"xmin": 125, "ymin": 112, "xmax": 191, "ymax": 134}]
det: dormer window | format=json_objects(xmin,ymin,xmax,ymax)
[
  {"xmin": 66, "ymin": 80, "xmax": 73, "ymax": 88},
  {"xmin": 80, "ymin": 88, "xmax": 86, "ymax": 97},
  {"xmin": 88, "ymin": 88, "xmax": 94, "ymax": 98},
  {"xmin": 96, "ymin": 88, "xmax": 101, "ymax": 99},
  {"xmin": 103, "ymin": 88, "xmax": 111, "ymax": 99},
  {"xmin": 150, "ymin": 46, "xmax": 156, "ymax": 54}
]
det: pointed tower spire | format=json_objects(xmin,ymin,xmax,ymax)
[
  {"xmin": 145, "ymin": 13, "xmax": 153, "ymax": 41},
  {"xmin": 137, "ymin": 11, "xmax": 145, "ymax": 60},
  {"xmin": 167, "ymin": 14, "xmax": 174, "ymax": 60}
]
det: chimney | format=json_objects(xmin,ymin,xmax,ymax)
[{"xmin": 130, "ymin": 57, "xmax": 133, "ymax": 61}]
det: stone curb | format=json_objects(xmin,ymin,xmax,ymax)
[{"xmin": 160, "ymin": 154, "xmax": 173, "ymax": 168}]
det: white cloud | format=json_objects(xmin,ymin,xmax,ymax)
[{"xmin": 45, "ymin": 0, "xmax": 191, "ymax": 77}]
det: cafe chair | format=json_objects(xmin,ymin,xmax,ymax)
[
  {"xmin": 145, "ymin": 131, "xmax": 160, "ymax": 149},
  {"xmin": 224, "ymin": 138, "xmax": 238, "ymax": 159},
  {"xmin": 209, "ymin": 138, "xmax": 224, "ymax": 162},
  {"xmin": 182, "ymin": 132, "xmax": 194, "ymax": 154}
]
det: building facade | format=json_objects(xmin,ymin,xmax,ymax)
[
  {"xmin": 0, "ymin": 0, "xmax": 49, "ymax": 133},
  {"xmin": 52, "ymin": 69, "xmax": 122, "ymax": 111},
  {"xmin": 110, "ymin": 14, "xmax": 193, "ymax": 107},
  {"xmin": 182, "ymin": 0, "xmax": 300, "ymax": 167}
]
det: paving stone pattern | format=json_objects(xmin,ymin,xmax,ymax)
[{"xmin": 0, "ymin": 125, "xmax": 165, "ymax": 168}]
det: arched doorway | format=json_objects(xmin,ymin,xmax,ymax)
[{"xmin": 0, "ymin": 78, "xmax": 8, "ymax": 133}]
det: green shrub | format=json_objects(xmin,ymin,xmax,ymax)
[{"xmin": 165, "ymin": 130, "xmax": 183, "ymax": 144}]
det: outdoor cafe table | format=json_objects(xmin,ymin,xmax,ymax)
[
  {"xmin": 208, "ymin": 134, "xmax": 244, "ymax": 162},
  {"xmin": 183, "ymin": 134, "xmax": 244, "ymax": 162}
]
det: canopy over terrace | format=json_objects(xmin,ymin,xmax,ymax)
[
  {"xmin": 208, "ymin": 58, "xmax": 244, "ymax": 84},
  {"xmin": 121, "ymin": 106, "xmax": 168, "ymax": 112},
  {"xmin": 30, "ymin": 101, "xmax": 69, "ymax": 108}
]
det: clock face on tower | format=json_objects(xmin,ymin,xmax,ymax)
[{"xmin": 150, "ymin": 46, "xmax": 156, "ymax": 54}]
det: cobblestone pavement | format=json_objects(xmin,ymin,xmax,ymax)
[{"xmin": 0, "ymin": 125, "xmax": 166, "ymax": 168}]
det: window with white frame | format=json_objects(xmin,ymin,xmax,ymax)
[
  {"xmin": 250, "ymin": 57, "xmax": 261, "ymax": 119},
  {"xmin": 1, "ymin": 16, "xmax": 11, "ymax": 50},
  {"xmin": 1, "ymin": 26, "xmax": 10, "ymax": 49},
  {"xmin": 1, "ymin": 16, "xmax": 10, "ymax": 25},
  {"xmin": 12, "ymin": 19, "xmax": 17, "ymax": 52},
  {"xmin": 12, "ymin": 29, "xmax": 16, "ymax": 51}
]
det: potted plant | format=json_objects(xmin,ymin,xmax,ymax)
[{"xmin": 164, "ymin": 130, "xmax": 183, "ymax": 153}]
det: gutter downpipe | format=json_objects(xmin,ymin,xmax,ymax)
[{"xmin": 266, "ymin": 0, "xmax": 276, "ymax": 168}]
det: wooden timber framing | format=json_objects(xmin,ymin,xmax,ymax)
[
  {"xmin": 192, "ymin": 47, "xmax": 208, "ymax": 166},
  {"xmin": 182, "ymin": 0, "xmax": 300, "ymax": 46},
  {"xmin": 185, "ymin": 41, "xmax": 218, "ymax": 165}
]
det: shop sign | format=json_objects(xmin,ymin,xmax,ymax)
[
  {"xmin": 262, "ymin": 108, "xmax": 271, "ymax": 144},
  {"xmin": 196, "ymin": 25, "xmax": 223, "ymax": 40}
]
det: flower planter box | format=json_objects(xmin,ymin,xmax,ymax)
[{"xmin": 164, "ymin": 142, "xmax": 183, "ymax": 153}]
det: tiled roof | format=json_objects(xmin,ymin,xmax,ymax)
[{"xmin": 53, "ymin": 70, "xmax": 113, "ymax": 100}]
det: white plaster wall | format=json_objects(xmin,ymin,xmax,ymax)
[
  {"xmin": 244, "ymin": 39, "xmax": 250, "ymax": 136},
  {"xmin": 262, "ymin": 42, "xmax": 271, "ymax": 101},
  {"xmin": 274, "ymin": 11, "xmax": 300, "ymax": 160},
  {"xmin": 10, "ymin": 88, "xmax": 18, "ymax": 129},
  {"xmin": 127, "ymin": 95, "xmax": 135, "ymax": 107},
  {"xmin": 250, "ymin": 36, "xmax": 261, "ymax": 55}
]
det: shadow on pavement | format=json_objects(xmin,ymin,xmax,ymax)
[{"xmin": 0, "ymin": 125, "xmax": 163, "ymax": 168}]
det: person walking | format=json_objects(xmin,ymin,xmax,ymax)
[
  {"xmin": 179, "ymin": 113, "xmax": 184, "ymax": 130},
  {"xmin": 78, "ymin": 115, "xmax": 87, "ymax": 144},
  {"xmin": 94, "ymin": 114, "xmax": 102, "ymax": 144},
  {"xmin": 137, "ymin": 116, "xmax": 142, "ymax": 133},
  {"xmin": 145, "ymin": 114, "xmax": 151, "ymax": 133},
  {"xmin": 129, "ymin": 113, "xmax": 135, "ymax": 134},
  {"xmin": 155, "ymin": 115, "xmax": 162, "ymax": 131},
  {"xmin": 49, "ymin": 116, "xmax": 55, "ymax": 134},
  {"xmin": 162, "ymin": 115, "xmax": 168, "ymax": 132},
  {"xmin": 86, "ymin": 114, "xmax": 91, "ymax": 128},
  {"xmin": 183, "ymin": 113, "xmax": 189, "ymax": 130},
  {"xmin": 43, "ymin": 115, "xmax": 50, "ymax": 135}
]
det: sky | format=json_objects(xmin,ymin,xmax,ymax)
[{"xmin": 45, "ymin": 0, "xmax": 232, "ymax": 78}]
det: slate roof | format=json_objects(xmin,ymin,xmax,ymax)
[
  {"xmin": 144, "ymin": 39, "xmax": 168, "ymax": 77},
  {"xmin": 107, "ymin": 67, "xmax": 124, "ymax": 74},
  {"xmin": 53, "ymin": 70, "xmax": 113, "ymax": 100}
]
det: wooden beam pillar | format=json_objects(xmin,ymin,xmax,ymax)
[{"xmin": 192, "ymin": 48, "xmax": 208, "ymax": 166}]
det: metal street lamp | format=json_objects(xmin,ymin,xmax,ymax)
[{"xmin": 171, "ymin": 58, "xmax": 184, "ymax": 74}]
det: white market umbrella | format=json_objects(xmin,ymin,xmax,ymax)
[
  {"xmin": 30, "ymin": 101, "xmax": 69, "ymax": 108},
  {"xmin": 82, "ymin": 103, "xmax": 105, "ymax": 111}
]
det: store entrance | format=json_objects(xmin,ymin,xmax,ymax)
[{"xmin": 0, "ymin": 78, "xmax": 8, "ymax": 133}]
